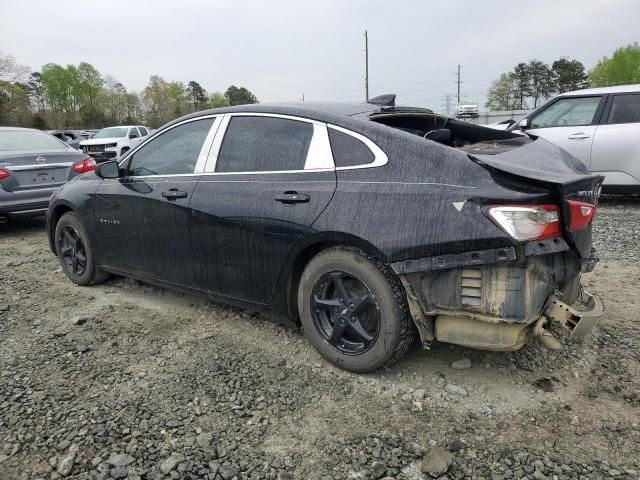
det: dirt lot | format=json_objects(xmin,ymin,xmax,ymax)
[{"xmin": 1, "ymin": 199, "xmax": 639, "ymax": 480}]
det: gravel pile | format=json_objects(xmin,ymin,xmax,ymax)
[{"xmin": 1, "ymin": 203, "xmax": 639, "ymax": 479}]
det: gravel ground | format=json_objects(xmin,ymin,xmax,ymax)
[{"xmin": 1, "ymin": 198, "xmax": 639, "ymax": 480}]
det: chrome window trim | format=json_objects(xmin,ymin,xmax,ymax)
[
  {"xmin": 203, "ymin": 112, "xmax": 334, "ymax": 175},
  {"xmin": 194, "ymin": 116, "xmax": 223, "ymax": 173},
  {"xmin": 117, "ymin": 114, "xmax": 220, "ymax": 177},
  {"xmin": 327, "ymin": 124, "xmax": 388, "ymax": 170}
]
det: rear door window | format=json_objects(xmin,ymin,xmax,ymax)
[
  {"xmin": 328, "ymin": 128, "xmax": 375, "ymax": 167},
  {"xmin": 215, "ymin": 116, "xmax": 313, "ymax": 172},
  {"xmin": 127, "ymin": 118, "xmax": 214, "ymax": 176},
  {"xmin": 607, "ymin": 94, "xmax": 640, "ymax": 124},
  {"xmin": 530, "ymin": 96, "xmax": 602, "ymax": 128}
]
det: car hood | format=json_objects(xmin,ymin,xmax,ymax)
[{"xmin": 80, "ymin": 137, "xmax": 122, "ymax": 146}]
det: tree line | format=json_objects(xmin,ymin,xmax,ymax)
[
  {"xmin": 485, "ymin": 43, "xmax": 640, "ymax": 111},
  {"xmin": 0, "ymin": 54, "xmax": 258, "ymax": 129}
]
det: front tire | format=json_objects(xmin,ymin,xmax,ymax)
[
  {"xmin": 298, "ymin": 246, "xmax": 416, "ymax": 373},
  {"xmin": 55, "ymin": 212, "xmax": 109, "ymax": 286}
]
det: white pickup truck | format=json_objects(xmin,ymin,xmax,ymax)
[{"xmin": 79, "ymin": 125, "xmax": 150, "ymax": 163}]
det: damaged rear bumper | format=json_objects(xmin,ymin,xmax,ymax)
[{"xmin": 392, "ymin": 247, "xmax": 604, "ymax": 351}]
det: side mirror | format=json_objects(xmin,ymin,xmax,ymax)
[
  {"xmin": 95, "ymin": 160, "xmax": 120, "ymax": 179},
  {"xmin": 129, "ymin": 133, "xmax": 138, "ymax": 139},
  {"xmin": 518, "ymin": 118, "xmax": 529, "ymax": 129}
]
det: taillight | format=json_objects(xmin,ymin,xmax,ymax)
[
  {"xmin": 566, "ymin": 200, "xmax": 596, "ymax": 231},
  {"xmin": 72, "ymin": 157, "xmax": 96, "ymax": 174},
  {"xmin": 0, "ymin": 168, "xmax": 9, "ymax": 181},
  {"xmin": 487, "ymin": 205, "xmax": 561, "ymax": 241}
]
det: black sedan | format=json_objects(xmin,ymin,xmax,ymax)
[{"xmin": 46, "ymin": 97, "xmax": 604, "ymax": 372}]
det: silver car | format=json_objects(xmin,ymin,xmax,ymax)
[
  {"xmin": 0, "ymin": 127, "xmax": 94, "ymax": 223},
  {"xmin": 511, "ymin": 84, "xmax": 640, "ymax": 194}
]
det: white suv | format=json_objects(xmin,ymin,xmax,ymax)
[
  {"xmin": 79, "ymin": 125, "xmax": 150, "ymax": 163},
  {"xmin": 511, "ymin": 84, "xmax": 640, "ymax": 194}
]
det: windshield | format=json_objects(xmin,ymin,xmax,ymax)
[
  {"xmin": 0, "ymin": 130, "xmax": 67, "ymax": 151},
  {"xmin": 94, "ymin": 127, "xmax": 128, "ymax": 138}
]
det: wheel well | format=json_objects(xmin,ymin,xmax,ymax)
[
  {"xmin": 48, "ymin": 205, "xmax": 73, "ymax": 253},
  {"xmin": 286, "ymin": 236, "xmax": 386, "ymax": 322}
]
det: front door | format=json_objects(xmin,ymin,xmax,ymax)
[
  {"xmin": 93, "ymin": 117, "xmax": 216, "ymax": 286},
  {"xmin": 189, "ymin": 114, "xmax": 337, "ymax": 304},
  {"xmin": 525, "ymin": 95, "xmax": 605, "ymax": 167}
]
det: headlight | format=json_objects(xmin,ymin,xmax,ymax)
[{"xmin": 105, "ymin": 143, "xmax": 117, "ymax": 148}]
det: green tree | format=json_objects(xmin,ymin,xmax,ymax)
[
  {"xmin": 209, "ymin": 91, "xmax": 228, "ymax": 108},
  {"xmin": 125, "ymin": 92, "xmax": 142, "ymax": 124},
  {"xmin": 101, "ymin": 75, "xmax": 127, "ymax": 124},
  {"xmin": 168, "ymin": 81, "xmax": 187, "ymax": 116},
  {"xmin": 26, "ymin": 72, "xmax": 46, "ymax": 112},
  {"xmin": 527, "ymin": 60, "xmax": 555, "ymax": 108},
  {"xmin": 143, "ymin": 75, "xmax": 172, "ymax": 127},
  {"xmin": 224, "ymin": 85, "xmax": 258, "ymax": 106},
  {"xmin": 512, "ymin": 63, "xmax": 530, "ymax": 109},
  {"xmin": 589, "ymin": 43, "xmax": 640, "ymax": 87},
  {"xmin": 187, "ymin": 80, "xmax": 207, "ymax": 110},
  {"xmin": 485, "ymin": 73, "xmax": 518, "ymax": 111},
  {"xmin": 552, "ymin": 58, "xmax": 587, "ymax": 93},
  {"xmin": 0, "ymin": 81, "xmax": 32, "ymax": 126},
  {"xmin": 77, "ymin": 62, "xmax": 103, "ymax": 121}
]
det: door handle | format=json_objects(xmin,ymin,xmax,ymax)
[
  {"xmin": 275, "ymin": 191, "xmax": 310, "ymax": 204},
  {"xmin": 162, "ymin": 189, "xmax": 188, "ymax": 200},
  {"xmin": 568, "ymin": 132, "xmax": 590, "ymax": 140}
]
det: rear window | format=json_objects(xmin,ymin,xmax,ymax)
[
  {"xmin": 0, "ymin": 130, "xmax": 67, "ymax": 151},
  {"xmin": 608, "ymin": 94, "xmax": 640, "ymax": 124},
  {"xmin": 328, "ymin": 128, "xmax": 374, "ymax": 167}
]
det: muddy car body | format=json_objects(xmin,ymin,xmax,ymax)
[{"xmin": 46, "ymin": 96, "xmax": 604, "ymax": 372}]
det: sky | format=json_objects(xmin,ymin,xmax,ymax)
[{"xmin": 1, "ymin": 0, "xmax": 638, "ymax": 112}]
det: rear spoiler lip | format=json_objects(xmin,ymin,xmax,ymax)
[{"xmin": 468, "ymin": 137, "xmax": 604, "ymax": 188}]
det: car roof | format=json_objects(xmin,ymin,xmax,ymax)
[
  {"xmin": 560, "ymin": 84, "xmax": 640, "ymax": 96},
  {"xmin": 169, "ymin": 101, "xmax": 433, "ymax": 128}
]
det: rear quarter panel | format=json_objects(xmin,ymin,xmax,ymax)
[{"xmin": 312, "ymin": 127, "xmax": 548, "ymax": 263}]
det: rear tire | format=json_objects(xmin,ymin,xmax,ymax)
[
  {"xmin": 298, "ymin": 246, "xmax": 416, "ymax": 372},
  {"xmin": 55, "ymin": 212, "xmax": 109, "ymax": 286}
]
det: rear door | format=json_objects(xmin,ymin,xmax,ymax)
[
  {"xmin": 189, "ymin": 113, "xmax": 337, "ymax": 303},
  {"xmin": 525, "ymin": 95, "xmax": 605, "ymax": 167},
  {"xmin": 590, "ymin": 92, "xmax": 640, "ymax": 186},
  {"xmin": 93, "ymin": 117, "xmax": 219, "ymax": 286}
]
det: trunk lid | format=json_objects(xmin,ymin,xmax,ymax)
[
  {"xmin": 469, "ymin": 138, "xmax": 603, "ymax": 259},
  {"xmin": 0, "ymin": 149, "xmax": 86, "ymax": 193}
]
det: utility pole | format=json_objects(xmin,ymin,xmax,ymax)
[
  {"xmin": 364, "ymin": 30, "xmax": 369, "ymax": 102},
  {"xmin": 454, "ymin": 64, "xmax": 462, "ymax": 104}
]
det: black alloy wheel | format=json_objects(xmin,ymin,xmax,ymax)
[
  {"xmin": 58, "ymin": 226, "xmax": 87, "ymax": 276},
  {"xmin": 54, "ymin": 212, "xmax": 110, "ymax": 286},
  {"xmin": 311, "ymin": 270, "xmax": 380, "ymax": 355}
]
